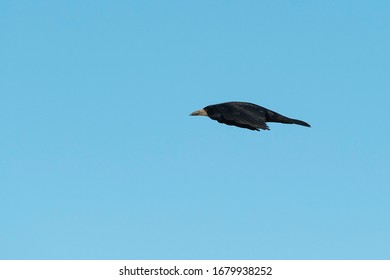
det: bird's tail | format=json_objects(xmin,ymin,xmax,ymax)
[
  {"xmin": 289, "ymin": 118, "xmax": 311, "ymax": 127},
  {"xmin": 270, "ymin": 113, "xmax": 311, "ymax": 127}
]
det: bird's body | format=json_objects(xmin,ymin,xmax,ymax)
[{"xmin": 190, "ymin": 101, "xmax": 310, "ymax": 131}]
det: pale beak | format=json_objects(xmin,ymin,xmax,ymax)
[{"xmin": 190, "ymin": 108, "xmax": 207, "ymax": 116}]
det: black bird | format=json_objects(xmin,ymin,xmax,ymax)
[{"xmin": 190, "ymin": 101, "xmax": 310, "ymax": 131}]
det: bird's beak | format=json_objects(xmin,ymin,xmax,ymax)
[{"xmin": 190, "ymin": 109, "xmax": 207, "ymax": 116}]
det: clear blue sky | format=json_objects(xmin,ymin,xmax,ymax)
[{"xmin": 1, "ymin": 0, "xmax": 389, "ymax": 259}]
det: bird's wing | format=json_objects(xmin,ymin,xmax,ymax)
[{"xmin": 221, "ymin": 108, "xmax": 269, "ymax": 130}]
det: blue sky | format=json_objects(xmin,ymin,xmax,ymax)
[{"xmin": 1, "ymin": 0, "xmax": 389, "ymax": 259}]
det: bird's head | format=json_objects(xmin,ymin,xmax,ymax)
[{"xmin": 190, "ymin": 108, "xmax": 208, "ymax": 116}]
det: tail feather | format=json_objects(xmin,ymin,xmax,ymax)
[
  {"xmin": 290, "ymin": 118, "xmax": 311, "ymax": 127},
  {"xmin": 267, "ymin": 111, "xmax": 311, "ymax": 127}
]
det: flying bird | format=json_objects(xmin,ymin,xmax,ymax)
[{"xmin": 190, "ymin": 101, "xmax": 310, "ymax": 131}]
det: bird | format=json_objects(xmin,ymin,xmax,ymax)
[{"xmin": 190, "ymin": 101, "xmax": 310, "ymax": 131}]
